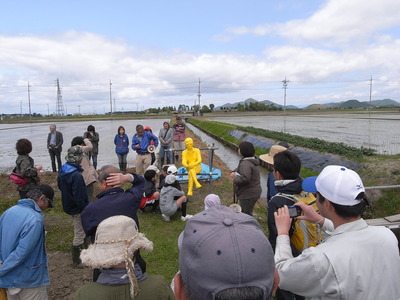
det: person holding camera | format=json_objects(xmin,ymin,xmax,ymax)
[
  {"xmin": 83, "ymin": 125, "xmax": 99, "ymax": 170},
  {"xmin": 274, "ymin": 165, "xmax": 400, "ymax": 299},
  {"xmin": 267, "ymin": 150, "xmax": 304, "ymax": 300}
]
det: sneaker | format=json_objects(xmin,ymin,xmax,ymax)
[
  {"xmin": 181, "ymin": 214, "xmax": 193, "ymax": 221},
  {"xmin": 162, "ymin": 214, "xmax": 170, "ymax": 222}
]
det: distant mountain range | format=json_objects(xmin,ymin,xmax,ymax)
[{"xmin": 215, "ymin": 98, "xmax": 400, "ymax": 110}]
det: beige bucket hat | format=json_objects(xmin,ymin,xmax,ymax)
[
  {"xmin": 259, "ymin": 145, "xmax": 288, "ymax": 165},
  {"xmin": 80, "ymin": 215, "xmax": 153, "ymax": 297}
]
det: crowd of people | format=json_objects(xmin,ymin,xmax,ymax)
[{"xmin": 1, "ymin": 117, "xmax": 400, "ymax": 300}]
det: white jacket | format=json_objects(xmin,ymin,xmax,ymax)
[{"xmin": 275, "ymin": 218, "xmax": 400, "ymax": 300}]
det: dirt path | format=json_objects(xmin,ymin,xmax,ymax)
[{"xmin": 47, "ymin": 252, "xmax": 92, "ymax": 300}]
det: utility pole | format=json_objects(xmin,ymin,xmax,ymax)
[
  {"xmin": 27, "ymin": 82, "xmax": 32, "ymax": 122},
  {"xmin": 20, "ymin": 101, "xmax": 23, "ymax": 117},
  {"xmin": 47, "ymin": 103, "xmax": 49, "ymax": 116},
  {"xmin": 282, "ymin": 77, "xmax": 289, "ymax": 115},
  {"xmin": 109, "ymin": 80, "xmax": 113, "ymax": 118},
  {"xmin": 369, "ymin": 76, "xmax": 373, "ymax": 104},
  {"xmin": 197, "ymin": 78, "xmax": 201, "ymax": 115}
]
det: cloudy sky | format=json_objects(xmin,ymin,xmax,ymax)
[{"xmin": 1, "ymin": 0, "xmax": 400, "ymax": 115}]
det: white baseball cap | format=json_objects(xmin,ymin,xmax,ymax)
[
  {"xmin": 167, "ymin": 165, "xmax": 178, "ymax": 174},
  {"xmin": 302, "ymin": 165, "xmax": 365, "ymax": 206}
]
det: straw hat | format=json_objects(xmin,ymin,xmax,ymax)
[
  {"xmin": 80, "ymin": 215, "xmax": 153, "ymax": 269},
  {"xmin": 259, "ymin": 145, "xmax": 288, "ymax": 165},
  {"xmin": 80, "ymin": 216, "xmax": 153, "ymax": 297}
]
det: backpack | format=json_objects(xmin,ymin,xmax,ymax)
[{"xmin": 276, "ymin": 191, "xmax": 323, "ymax": 252}]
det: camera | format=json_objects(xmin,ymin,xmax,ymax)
[{"xmin": 288, "ymin": 205, "xmax": 302, "ymax": 218}]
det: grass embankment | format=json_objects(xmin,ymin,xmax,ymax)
[
  {"xmin": 0, "ymin": 128, "xmax": 266, "ymax": 283},
  {"xmin": 187, "ymin": 117, "xmax": 400, "ymax": 218}
]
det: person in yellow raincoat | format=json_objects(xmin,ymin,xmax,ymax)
[{"xmin": 182, "ymin": 138, "xmax": 202, "ymax": 196}]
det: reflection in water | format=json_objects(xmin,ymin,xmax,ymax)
[{"xmin": 212, "ymin": 113, "xmax": 400, "ymax": 155}]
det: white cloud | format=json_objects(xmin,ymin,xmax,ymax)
[
  {"xmin": 2, "ymin": 0, "xmax": 400, "ymax": 115},
  {"xmin": 218, "ymin": 0, "xmax": 400, "ymax": 47}
]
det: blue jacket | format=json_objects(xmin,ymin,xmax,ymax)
[
  {"xmin": 266, "ymin": 171, "xmax": 278, "ymax": 201},
  {"xmin": 0, "ymin": 199, "xmax": 49, "ymax": 288},
  {"xmin": 132, "ymin": 132, "xmax": 159, "ymax": 154},
  {"xmin": 81, "ymin": 173, "xmax": 144, "ymax": 243},
  {"xmin": 114, "ymin": 133, "xmax": 129, "ymax": 155},
  {"xmin": 57, "ymin": 162, "xmax": 88, "ymax": 215}
]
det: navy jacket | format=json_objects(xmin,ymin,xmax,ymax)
[
  {"xmin": 57, "ymin": 163, "xmax": 88, "ymax": 215},
  {"xmin": 81, "ymin": 173, "xmax": 144, "ymax": 243},
  {"xmin": 267, "ymin": 177, "xmax": 303, "ymax": 254},
  {"xmin": 114, "ymin": 133, "xmax": 129, "ymax": 155}
]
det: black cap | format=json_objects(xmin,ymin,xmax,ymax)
[{"xmin": 38, "ymin": 184, "xmax": 55, "ymax": 208}]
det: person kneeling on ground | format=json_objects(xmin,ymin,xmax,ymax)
[
  {"xmin": 74, "ymin": 215, "xmax": 175, "ymax": 300},
  {"xmin": 140, "ymin": 169, "xmax": 160, "ymax": 213},
  {"xmin": 160, "ymin": 174, "xmax": 193, "ymax": 222}
]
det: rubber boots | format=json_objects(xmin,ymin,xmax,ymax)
[
  {"xmin": 119, "ymin": 163, "xmax": 123, "ymax": 171},
  {"xmin": 72, "ymin": 244, "xmax": 85, "ymax": 268}
]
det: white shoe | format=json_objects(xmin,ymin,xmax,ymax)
[
  {"xmin": 181, "ymin": 214, "xmax": 193, "ymax": 221},
  {"xmin": 162, "ymin": 214, "xmax": 170, "ymax": 222}
]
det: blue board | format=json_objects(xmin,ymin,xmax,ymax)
[{"xmin": 177, "ymin": 163, "xmax": 222, "ymax": 183}]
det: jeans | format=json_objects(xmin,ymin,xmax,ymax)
[
  {"xmin": 159, "ymin": 146, "xmax": 172, "ymax": 165},
  {"xmin": 117, "ymin": 153, "xmax": 127, "ymax": 164},
  {"xmin": 88, "ymin": 153, "xmax": 97, "ymax": 170}
]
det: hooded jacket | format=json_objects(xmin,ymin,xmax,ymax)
[
  {"xmin": 57, "ymin": 162, "xmax": 88, "ymax": 215},
  {"xmin": 232, "ymin": 156, "xmax": 262, "ymax": 200},
  {"xmin": 267, "ymin": 177, "xmax": 303, "ymax": 253}
]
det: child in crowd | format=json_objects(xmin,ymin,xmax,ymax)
[
  {"xmin": 166, "ymin": 165, "xmax": 182, "ymax": 190},
  {"xmin": 204, "ymin": 193, "xmax": 221, "ymax": 210},
  {"xmin": 159, "ymin": 165, "xmax": 170, "ymax": 190},
  {"xmin": 160, "ymin": 174, "xmax": 192, "ymax": 222},
  {"xmin": 140, "ymin": 169, "xmax": 160, "ymax": 213}
]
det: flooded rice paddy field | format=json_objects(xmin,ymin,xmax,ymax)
[
  {"xmin": 0, "ymin": 119, "xmax": 169, "ymax": 173},
  {"xmin": 0, "ymin": 112, "xmax": 399, "ymax": 175},
  {"xmin": 211, "ymin": 112, "xmax": 400, "ymax": 155}
]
